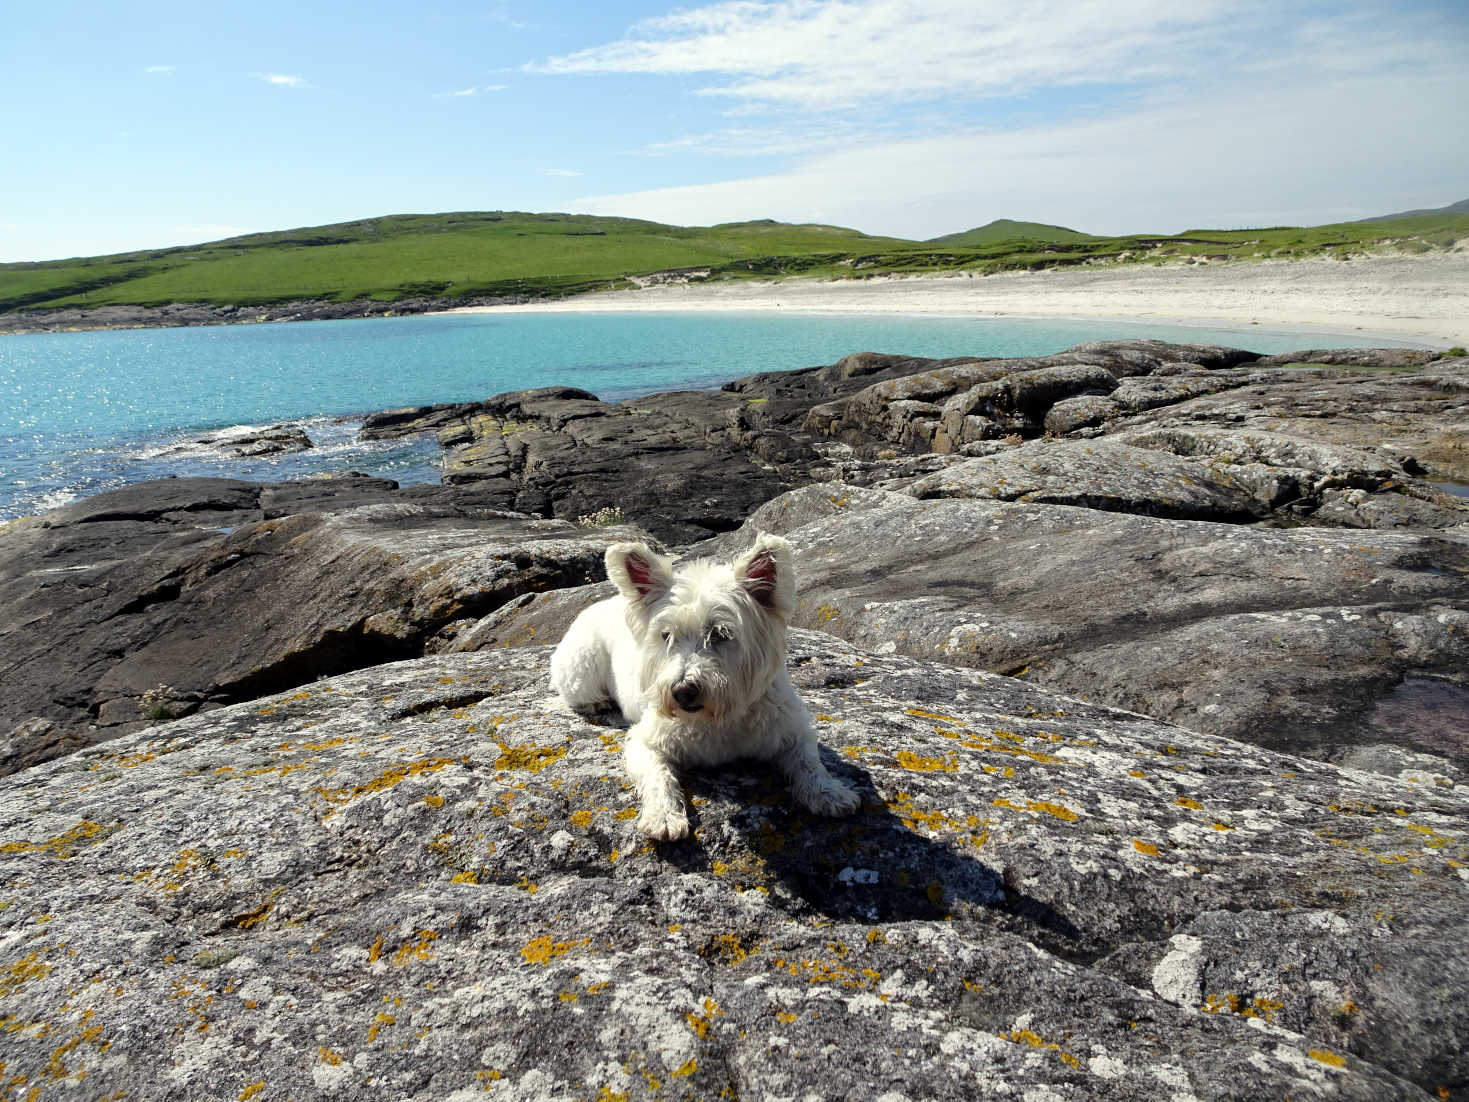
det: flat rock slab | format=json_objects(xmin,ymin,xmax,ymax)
[
  {"xmin": 0, "ymin": 478, "xmax": 643, "ymax": 775},
  {"xmin": 907, "ymin": 439, "xmax": 1267, "ymax": 522},
  {"xmin": 1, "ymin": 634, "xmax": 1465, "ymax": 1099},
  {"xmin": 705, "ymin": 484, "xmax": 1469, "ymax": 772}
]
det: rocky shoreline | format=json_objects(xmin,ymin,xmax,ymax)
[
  {"xmin": 0, "ymin": 293, "xmax": 545, "ymax": 334},
  {"xmin": 2, "ymin": 339, "xmax": 1467, "ymax": 1099}
]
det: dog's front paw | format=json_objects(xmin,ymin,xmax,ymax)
[
  {"xmin": 638, "ymin": 805, "xmax": 690, "ymax": 841},
  {"xmin": 802, "ymin": 779, "xmax": 862, "ymax": 818}
]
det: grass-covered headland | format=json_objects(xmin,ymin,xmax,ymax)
[{"xmin": 2, "ymin": 209, "xmax": 1465, "ymax": 318}]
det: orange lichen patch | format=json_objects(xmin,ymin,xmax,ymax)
[
  {"xmin": 815, "ymin": 605, "xmax": 841, "ymax": 623},
  {"xmin": 700, "ymin": 933, "xmax": 750, "ymax": 966},
  {"xmin": 839, "ymin": 744, "xmax": 877, "ymax": 760},
  {"xmin": 392, "ymin": 929, "xmax": 439, "ymax": 966},
  {"xmin": 1203, "ymin": 993, "xmax": 1284, "ymax": 1022},
  {"xmin": 1128, "ymin": 770, "xmax": 1147, "ymax": 778},
  {"xmin": 239, "ymin": 1083, "xmax": 265, "ymax": 1101},
  {"xmin": 895, "ymin": 750, "xmax": 960, "ymax": 773},
  {"xmin": 367, "ymin": 1012, "xmax": 396, "ymax": 1042},
  {"xmin": 905, "ymin": 708, "xmax": 965, "ymax": 725},
  {"xmin": 520, "ymin": 936, "xmax": 590, "ymax": 965},
  {"xmin": 422, "ymin": 794, "xmax": 445, "ymax": 808},
  {"xmin": 1174, "ymin": 797, "xmax": 1204, "ymax": 810},
  {"xmin": 515, "ymin": 877, "xmax": 539, "ymax": 895},
  {"xmin": 992, "ymin": 798, "xmax": 1079, "ymax": 822},
  {"xmin": 887, "ymin": 792, "xmax": 961, "ymax": 833},
  {"xmin": 771, "ymin": 957, "xmax": 881, "ymax": 991},
  {"xmin": 775, "ymin": 1010, "xmax": 798, "ymax": 1024},
  {"xmin": 1133, "ymin": 840, "xmax": 1161, "ymax": 857},
  {"xmin": 614, "ymin": 808, "xmax": 638, "ymax": 821},
  {"xmin": 492, "ymin": 743, "xmax": 566, "ymax": 772},
  {"xmin": 232, "ymin": 901, "xmax": 275, "ymax": 930},
  {"xmin": 686, "ymin": 998, "xmax": 723, "ymax": 1037},
  {"xmin": 672, "ymin": 1059, "xmax": 698, "ymax": 1078},
  {"xmin": 314, "ymin": 757, "xmax": 463, "ymax": 816},
  {"xmin": 1308, "ymin": 1049, "xmax": 1347, "ymax": 1068},
  {"xmin": 317, "ymin": 1048, "xmax": 344, "ymax": 1065},
  {"xmin": 999, "ymin": 1028, "xmax": 1081, "ymax": 1067},
  {"xmin": 569, "ymin": 810, "xmax": 595, "ymax": 828},
  {"xmin": 1, "ymin": 820, "xmax": 119, "ymax": 860},
  {"xmin": 814, "ymin": 714, "xmax": 840, "ymax": 723},
  {"xmin": 451, "ymin": 870, "xmax": 479, "ymax": 884},
  {"xmin": 1211, "ymin": 822, "xmax": 1233, "ymax": 832},
  {"xmin": 937, "ymin": 727, "xmax": 1067, "ymax": 766},
  {"xmin": 0, "ymin": 952, "xmax": 51, "ymax": 997},
  {"xmin": 116, "ymin": 751, "xmax": 157, "ymax": 768}
]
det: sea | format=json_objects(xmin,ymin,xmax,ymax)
[{"xmin": 0, "ymin": 311, "xmax": 1429, "ymax": 521}]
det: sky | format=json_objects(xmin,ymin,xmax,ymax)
[{"xmin": 2, "ymin": 0, "xmax": 1466, "ymax": 262}]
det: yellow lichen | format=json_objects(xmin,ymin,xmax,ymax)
[
  {"xmin": 991, "ymin": 798, "xmax": 1078, "ymax": 822},
  {"xmin": 1133, "ymin": 840, "xmax": 1160, "ymax": 857},
  {"xmin": 895, "ymin": 751, "xmax": 960, "ymax": 773},
  {"xmin": 520, "ymin": 936, "xmax": 590, "ymax": 965},
  {"xmin": 1308, "ymin": 1049, "xmax": 1346, "ymax": 1068}
]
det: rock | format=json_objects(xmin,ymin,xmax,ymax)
[
  {"xmin": 908, "ymin": 439, "xmax": 1268, "ymax": 522},
  {"xmin": 702, "ymin": 483, "xmax": 1469, "ymax": 770},
  {"xmin": 1, "ymin": 633, "xmax": 1463, "ymax": 1099},
  {"xmin": 1255, "ymin": 348, "xmax": 1442, "ymax": 368},
  {"xmin": 0, "ymin": 477, "xmax": 637, "ymax": 774},
  {"xmin": 1044, "ymin": 394, "xmax": 1119, "ymax": 435}
]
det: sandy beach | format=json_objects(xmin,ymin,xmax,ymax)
[{"xmin": 450, "ymin": 251, "xmax": 1469, "ymax": 348}]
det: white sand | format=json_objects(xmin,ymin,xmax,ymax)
[{"xmin": 448, "ymin": 251, "xmax": 1469, "ymax": 348}]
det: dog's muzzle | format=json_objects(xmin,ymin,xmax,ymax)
[{"xmin": 671, "ymin": 681, "xmax": 703, "ymax": 713}]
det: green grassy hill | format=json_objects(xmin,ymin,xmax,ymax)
[
  {"xmin": 2, "ymin": 208, "xmax": 1465, "ymax": 317},
  {"xmin": 925, "ymin": 219, "xmax": 1096, "ymax": 247}
]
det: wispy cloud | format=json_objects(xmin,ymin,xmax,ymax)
[
  {"xmin": 436, "ymin": 84, "xmax": 509, "ymax": 98},
  {"xmin": 572, "ymin": 61, "xmax": 1469, "ymax": 237},
  {"xmin": 532, "ymin": 0, "xmax": 1248, "ymax": 112},
  {"xmin": 254, "ymin": 72, "xmax": 307, "ymax": 88},
  {"xmin": 546, "ymin": 168, "xmax": 583, "ymax": 177},
  {"xmin": 143, "ymin": 65, "xmax": 174, "ymax": 75}
]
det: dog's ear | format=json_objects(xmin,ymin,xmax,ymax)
[
  {"xmin": 606, "ymin": 542, "xmax": 674, "ymax": 604},
  {"xmin": 734, "ymin": 533, "xmax": 795, "ymax": 617}
]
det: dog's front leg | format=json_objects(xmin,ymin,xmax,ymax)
[
  {"xmin": 624, "ymin": 727, "xmax": 690, "ymax": 841},
  {"xmin": 777, "ymin": 730, "xmax": 862, "ymax": 818}
]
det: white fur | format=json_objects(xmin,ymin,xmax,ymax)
[{"xmin": 550, "ymin": 532, "xmax": 860, "ymax": 840}]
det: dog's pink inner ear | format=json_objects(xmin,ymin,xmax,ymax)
[
  {"xmin": 741, "ymin": 551, "xmax": 779, "ymax": 608},
  {"xmin": 624, "ymin": 553, "xmax": 660, "ymax": 597}
]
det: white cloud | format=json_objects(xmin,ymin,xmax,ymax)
[
  {"xmin": 255, "ymin": 73, "xmax": 307, "ymax": 88},
  {"xmin": 533, "ymin": 0, "xmax": 1247, "ymax": 111},
  {"xmin": 438, "ymin": 84, "xmax": 510, "ymax": 98},
  {"xmin": 144, "ymin": 65, "xmax": 174, "ymax": 75},
  {"xmin": 546, "ymin": 168, "xmax": 583, "ymax": 177},
  {"xmin": 571, "ymin": 65, "xmax": 1469, "ymax": 237}
]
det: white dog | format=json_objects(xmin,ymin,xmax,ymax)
[{"xmin": 550, "ymin": 533, "xmax": 861, "ymax": 840}]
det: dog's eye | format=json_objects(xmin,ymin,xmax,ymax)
[
  {"xmin": 659, "ymin": 630, "xmax": 672, "ymax": 645},
  {"xmin": 710, "ymin": 625, "xmax": 732, "ymax": 645}
]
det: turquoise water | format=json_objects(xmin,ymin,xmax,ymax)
[{"xmin": 0, "ymin": 311, "xmax": 1422, "ymax": 520}]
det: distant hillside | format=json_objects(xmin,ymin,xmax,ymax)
[
  {"xmin": 2, "ymin": 207, "xmax": 1466, "ymax": 324},
  {"xmin": 1358, "ymin": 199, "xmax": 1469, "ymax": 222},
  {"xmin": 926, "ymin": 219, "xmax": 1095, "ymax": 247},
  {"xmin": 0, "ymin": 211, "xmax": 918, "ymax": 314}
]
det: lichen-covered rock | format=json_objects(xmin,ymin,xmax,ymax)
[
  {"xmin": 908, "ymin": 439, "xmax": 1267, "ymax": 522},
  {"xmin": 704, "ymin": 483, "xmax": 1469, "ymax": 771},
  {"xmin": 1, "ymin": 633, "xmax": 1464, "ymax": 1099},
  {"xmin": 0, "ymin": 478, "xmax": 640, "ymax": 773}
]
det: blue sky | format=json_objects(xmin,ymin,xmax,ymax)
[{"xmin": 3, "ymin": 0, "xmax": 1466, "ymax": 261}]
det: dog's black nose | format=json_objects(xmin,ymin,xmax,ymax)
[{"xmin": 672, "ymin": 682, "xmax": 702, "ymax": 711}]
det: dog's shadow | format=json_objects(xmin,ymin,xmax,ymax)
[{"xmin": 659, "ymin": 748, "xmax": 1083, "ymax": 958}]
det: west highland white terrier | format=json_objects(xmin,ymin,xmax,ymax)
[{"xmin": 550, "ymin": 533, "xmax": 861, "ymax": 840}]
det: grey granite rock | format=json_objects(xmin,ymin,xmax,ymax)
[
  {"xmin": 0, "ymin": 477, "xmax": 638, "ymax": 774},
  {"xmin": 0, "ymin": 633, "xmax": 1464, "ymax": 1099},
  {"xmin": 703, "ymin": 483, "xmax": 1469, "ymax": 771},
  {"xmin": 907, "ymin": 439, "xmax": 1268, "ymax": 522}
]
